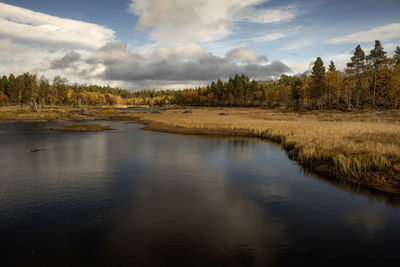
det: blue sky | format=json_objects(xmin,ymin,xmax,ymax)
[{"xmin": 0, "ymin": 0, "xmax": 399, "ymax": 89}]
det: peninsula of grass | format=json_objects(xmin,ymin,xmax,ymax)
[
  {"xmin": 46, "ymin": 123, "xmax": 114, "ymax": 132},
  {"xmin": 133, "ymin": 108, "xmax": 400, "ymax": 195}
]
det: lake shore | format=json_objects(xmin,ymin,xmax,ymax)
[{"xmin": 1, "ymin": 105, "xmax": 400, "ymax": 195}]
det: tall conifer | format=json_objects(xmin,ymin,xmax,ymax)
[
  {"xmin": 367, "ymin": 40, "xmax": 387, "ymax": 107},
  {"xmin": 393, "ymin": 46, "xmax": 400, "ymax": 65},
  {"xmin": 328, "ymin": 61, "xmax": 336, "ymax": 72}
]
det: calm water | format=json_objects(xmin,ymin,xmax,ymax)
[{"xmin": 0, "ymin": 121, "xmax": 399, "ymax": 266}]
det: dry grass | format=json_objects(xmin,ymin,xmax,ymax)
[
  {"xmin": 46, "ymin": 123, "xmax": 114, "ymax": 132},
  {"xmin": 0, "ymin": 106, "xmax": 92, "ymax": 122},
  {"xmin": 134, "ymin": 108, "xmax": 400, "ymax": 193}
]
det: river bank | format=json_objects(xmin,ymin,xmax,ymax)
[{"xmin": 1, "ymin": 105, "xmax": 400, "ymax": 195}]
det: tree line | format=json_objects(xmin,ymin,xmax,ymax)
[
  {"xmin": 1, "ymin": 40, "xmax": 399, "ymax": 110},
  {"xmin": 0, "ymin": 74, "xmax": 136, "ymax": 109},
  {"xmin": 125, "ymin": 40, "xmax": 400, "ymax": 110}
]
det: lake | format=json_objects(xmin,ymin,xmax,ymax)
[{"xmin": 0, "ymin": 121, "xmax": 399, "ymax": 266}]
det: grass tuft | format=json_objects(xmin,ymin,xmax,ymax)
[{"xmin": 46, "ymin": 123, "xmax": 114, "ymax": 132}]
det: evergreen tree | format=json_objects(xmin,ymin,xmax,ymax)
[
  {"xmin": 328, "ymin": 61, "xmax": 336, "ymax": 72},
  {"xmin": 311, "ymin": 57, "xmax": 326, "ymax": 108},
  {"xmin": 347, "ymin": 45, "xmax": 366, "ymax": 108},
  {"xmin": 367, "ymin": 40, "xmax": 387, "ymax": 107},
  {"xmin": 0, "ymin": 75, "xmax": 7, "ymax": 95},
  {"xmin": 215, "ymin": 79, "xmax": 224, "ymax": 103},
  {"xmin": 347, "ymin": 45, "xmax": 365, "ymax": 73},
  {"xmin": 367, "ymin": 40, "xmax": 387, "ymax": 68},
  {"xmin": 7, "ymin": 74, "xmax": 17, "ymax": 103},
  {"xmin": 393, "ymin": 46, "xmax": 400, "ymax": 65},
  {"xmin": 312, "ymin": 57, "xmax": 326, "ymax": 77}
]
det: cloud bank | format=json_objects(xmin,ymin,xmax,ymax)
[
  {"xmin": 129, "ymin": 0, "xmax": 297, "ymax": 44},
  {"xmin": 88, "ymin": 42, "xmax": 290, "ymax": 88},
  {"xmin": 0, "ymin": 2, "xmax": 115, "ymax": 49},
  {"xmin": 327, "ymin": 23, "xmax": 400, "ymax": 44}
]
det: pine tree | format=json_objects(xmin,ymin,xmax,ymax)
[
  {"xmin": 328, "ymin": 61, "xmax": 336, "ymax": 72},
  {"xmin": 0, "ymin": 75, "xmax": 7, "ymax": 95},
  {"xmin": 312, "ymin": 57, "xmax": 326, "ymax": 77},
  {"xmin": 367, "ymin": 40, "xmax": 387, "ymax": 68},
  {"xmin": 393, "ymin": 46, "xmax": 400, "ymax": 65},
  {"xmin": 367, "ymin": 40, "xmax": 387, "ymax": 107},
  {"xmin": 347, "ymin": 45, "xmax": 365, "ymax": 73},
  {"xmin": 311, "ymin": 57, "xmax": 325, "ymax": 109},
  {"xmin": 347, "ymin": 45, "xmax": 366, "ymax": 108},
  {"xmin": 7, "ymin": 74, "xmax": 17, "ymax": 104}
]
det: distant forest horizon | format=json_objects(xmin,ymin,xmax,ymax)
[{"xmin": 1, "ymin": 41, "xmax": 400, "ymax": 110}]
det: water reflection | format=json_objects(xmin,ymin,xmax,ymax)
[
  {"xmin": 103, "ymin": 173, "xmax": 286, "ymax": 266},
  {"xmin": 0, "ymin": 122, "xmax": 400, "ymax": 266},
  {"xmin": 342, "ymin": 209, "xmax": 386, "ymax": 236}
]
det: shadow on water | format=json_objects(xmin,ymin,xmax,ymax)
[
  {"xmin": 300, "ymin": 168, "xmax": 400, "ymax": 206},
  {"xmin": 152, "ymin": 129, "xmax": 400, "ymax": 206}
]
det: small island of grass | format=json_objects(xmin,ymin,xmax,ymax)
[{"xmin": 46, "ymin": 123, "xmax": 114, "ymax": 132}]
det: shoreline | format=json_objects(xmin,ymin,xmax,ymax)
[
  {"xmin": 138, "ymin": 120, "xmax": 400, "ymax": 198},
  {"xmin": 1, "ymin": 106, "xmax": 400, "ymax": 197}
]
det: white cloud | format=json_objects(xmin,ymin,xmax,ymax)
[
  {"xmin": 0, "ymin": 2, "xmax": 295, "ymax": 89},
  {"xmin": 0, "ymin": 2, "xmax": 115, "ymax": 49},
  {"xmin": 284, "ymin": 59, "xmax": 314, "ymax": 74},
  {"xmin": 244, "ymin": 6, "xmax": 296, "ymax": 24},
  {"xmin": 152, "ymin": 43, "xmax": 208, "ymax": 59},
  {"xmin": 280, "ymin": 39, "xmax": 313, "ymax": 51},
  {"xmin": 0, "ymin": 36, "xmax": 289, "ymax": 89},
  {"xmin": 252, "ymin": 33, "xmax": 286, "ymax": 43},
  {"xmin": 129, "ymin": 0, "xmax": 295, "ymax": 44},
  {"xmin": 0, "ymin": 37, "xmax": 111, "ymax": 86},
  {"xmin": 327, "ymin": 23, "xmax": 400, "ymax": 44},
  {"xmin": 225, "ymin": 47, "xmax": 267, "ymax": 63},
  {"xmin": 0, "ymin": 38, "xmax": 31, "ymax": 54}
]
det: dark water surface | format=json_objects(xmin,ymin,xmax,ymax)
[{"xmin": 0, "ymin": 122, "xmax": 399, "ymax": 266}]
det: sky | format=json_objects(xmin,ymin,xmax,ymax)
[{"xmin": 0, "ymin": 0, "xmax": 399, "ymax": 90}]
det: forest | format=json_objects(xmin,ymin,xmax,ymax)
[{"xmin": 1, "ymin": 41, "xmax": 399, "ymax": 110}]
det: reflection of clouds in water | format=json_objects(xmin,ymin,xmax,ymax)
[
  {"xmin": 98, "ymin": 133, "xmax": 289, "ymax": 265},
  {"xmin": 256, "ymin": 183, "xmax": 292, "ymax": 201},
  {"xmin": 103, "ymin": 169, "xmax": 287, "ymax": 266},
  {"xmin": 3, "ymin": 122, "xmax": 400, "ymax": 265},
  {"xmin": 138, "ymin": 136, "xmax": 261, "ymax": 168},
  {"xmin": 0, "ymin": 126, "xmax": 111, "ymax": 210},
  {"xmin": 225, "ymin": 139, "xmax": 258, "ymax": 164},
  {"xmin": 342, "ymin": 209, "xmax": 386, "ymax": 236}
]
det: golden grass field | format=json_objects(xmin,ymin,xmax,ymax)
[{"xmin": 1, "ymin": 106, "xmax": 400, "ymax": 194}]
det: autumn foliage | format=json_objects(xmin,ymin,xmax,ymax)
[{"xmin": 0, "ymin": 41, "xmax": 399, "ymax": 110}]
